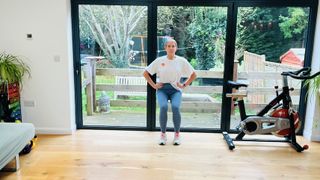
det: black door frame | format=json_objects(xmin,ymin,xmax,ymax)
[{"xmin": 71, "ymin": 0, "xmax": 318, "ymax": 133}]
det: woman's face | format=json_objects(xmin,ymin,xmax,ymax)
[{"xmin": 165, "ymin": 41, "xmax": 177, "ymax": 55}]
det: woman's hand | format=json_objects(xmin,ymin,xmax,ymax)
[
  {"xmin": 177, "ymin": 82, "xmax": 186, "ymax": 89},
  {"xmin": 177, "ymin": 72, "xmax": 196, "ymax": 89},
  {"xmin": 153, "ymin": 82, "xmax": 163, "ymax": 90},
  {"xmin": 143, "ymin": 71, "xmax": 163, "ymax": 90}
]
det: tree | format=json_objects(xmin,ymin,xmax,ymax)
[
  {"xmin": 237, "ymin": 7, "xmax": 309, "ymax": 62},
  {"xmin": 157, "ymin": 7, "xmax": 193, "ymax": 57},
  {"xmin": 79, "ymin": 5, "xmax": 147, "ymax": 68},
  {"xmin": 171, "ymin": 7, "xmax": 192, "ymax": 57},
  {"xmin": 279, "ymin": 8, "xmax": 309, "ymax": 41},
  {"xmin": 188, "ymin": 7, "xmax": 227, "ymax": 70}
]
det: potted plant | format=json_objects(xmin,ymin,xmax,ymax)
[
  {"xmin": 0, "ymin": 52, "xmax": 30, "ymax": 85},
  {"xmin": 0, "ymin": 52, "xmax": 30, "ymax": 122},
  {"xmin": 304, "ymin": 73, "xmax": 320, "ymax": 98}
]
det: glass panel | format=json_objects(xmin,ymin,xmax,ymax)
[
  {"xmin": 79, "ymin": 5, "xmax": 148, "ymax": 127},
  {"xmin": 231, "ymin": 7, "xmax": 310, "ymax": 129},
  {"xmin": 156, "ymin": 6, "xmax": 228, "ymax": 129}
]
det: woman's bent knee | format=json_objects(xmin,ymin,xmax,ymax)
[
  {"xmin": 160, "ymin": 105, "xmax": 168, "ymax": 112},
  {"xmin": 171, "ymin": 105, "xmax": 180, "ymax": 113}
]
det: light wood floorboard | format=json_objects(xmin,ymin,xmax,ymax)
[{"xmin": 1, "ymin": 130, "xmax": 320, "ymax": 180}]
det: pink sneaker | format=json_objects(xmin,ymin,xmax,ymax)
[
  {"xmin": 173, "ymin": 133, "xmax": 181, "ymax": 145},
  {"xmin": 159, "ymin": 133, "xmax": 167, "ymax": 145}
]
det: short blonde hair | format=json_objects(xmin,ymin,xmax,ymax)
[{"xmin": 164, "ymin": 38, "xmax": 177, "ymax": 47}]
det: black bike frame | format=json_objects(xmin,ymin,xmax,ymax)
[
  {"xmin": 257, "ymin": 86, "xmax": 291, "ymax": 116},
  {"xmin": 223, "ymin": 68, "xmax": 317, "ymax": 152},
  {"xmin": 235, "ymin": 75, "xmax": 293, "ymax": 140},
  {"xmin": 238, "ymin": 76, "xmax": 292, "ymax": 119}
]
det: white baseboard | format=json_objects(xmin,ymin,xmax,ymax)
[
  {"xmin": 311, "ymin": 134, "xmax": 320, "ymax": 142},
  {"xmin": 303, "ymin": 130, "xmax": 313, "ymax": 141},
  {"xmin": 35, "ymin": 127, "xmax": 76, "ymax": 134}
]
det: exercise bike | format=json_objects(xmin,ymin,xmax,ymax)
[{"xmin": 223, "ymin": 67, "xmax": 320, "ymax": 152}]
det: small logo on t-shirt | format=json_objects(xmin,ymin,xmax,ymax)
[{"xmin": 161, "ymin": 63, "xmax": 165, "ymax": 67}]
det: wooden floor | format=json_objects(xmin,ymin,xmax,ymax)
[{"xmin": 1, "ymin": 130, "xmax": 320, "ymax": 180}]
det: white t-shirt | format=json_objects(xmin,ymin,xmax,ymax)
[{"xmin": 145, "ymin": 55, "xmax": 195, "ymax": 90}]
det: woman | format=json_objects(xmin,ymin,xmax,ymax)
[{"xmin": 143, "ymin": 38, "xmax": 197, "ymax": 145}]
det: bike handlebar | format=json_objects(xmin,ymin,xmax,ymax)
[{"xmin": 281, "ymin": 67, "xmax": 320, "ymax": 80}]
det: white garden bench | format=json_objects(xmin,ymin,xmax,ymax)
[
  {"xmin": 113, "ymin": 76, "xmax": 214, "ymax": 103},
  {"xmin": 114, "ymin": 76, "xmax": 147, "ymax": 99}
]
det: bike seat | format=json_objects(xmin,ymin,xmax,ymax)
[{"xmin": 227, "ymin": 81, "xmax": 248, "ymax": 89}]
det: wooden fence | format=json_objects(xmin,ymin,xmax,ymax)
[
  {"xmin": 239, "ymin": 51, "xmax": 301, "ymax": 104},
  {"xmin": 81, "ymin": 53, "xmax": 302, "ymax": 115}
]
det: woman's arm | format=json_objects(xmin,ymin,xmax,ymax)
[
  {"xmin": 143, "ymin": 70, "xmax": 163, "ymax": 90},
  {"xmin": 184, "ymin": 71, "xmax": 197, "ymax": 86},
  {"xmin": 177, "ymin": 71, "xmax": 197, "ymax": 88}
]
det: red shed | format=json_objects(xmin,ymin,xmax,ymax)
[{"xmin": 280, "ymin": 48, "xmax": 305, "ymax": 67}]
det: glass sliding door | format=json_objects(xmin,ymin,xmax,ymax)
[
  {"xmin": 156, "ymin": 6, "xmax": 228, "ymax": 129},
  {"xmin": 78, "ymin": 5, "xmax": 148, "ymax": 127},
  {"xmin": 73, "ymin": 1, "xmax": 316, "ymax": 132},
  {"xmin": 231, "ymin": 6, "xmax": 311, "ymax": 130}
]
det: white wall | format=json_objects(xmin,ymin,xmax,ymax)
[
  {"xmin": 304, "ymin": 2, "xmax": 320, "ymax": 141},
  {"xmin": 0, "ymin": 0, "xmax": 75, "ymax": 134}
]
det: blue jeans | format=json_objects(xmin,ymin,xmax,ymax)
[{"xmin": 157, "ymin": 83, "xmax": 182, "ymax": 133}]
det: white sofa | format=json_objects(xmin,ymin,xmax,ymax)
[{"xmin": 0, "ymin": 123, "xmax": 35, "ymax": 171}]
